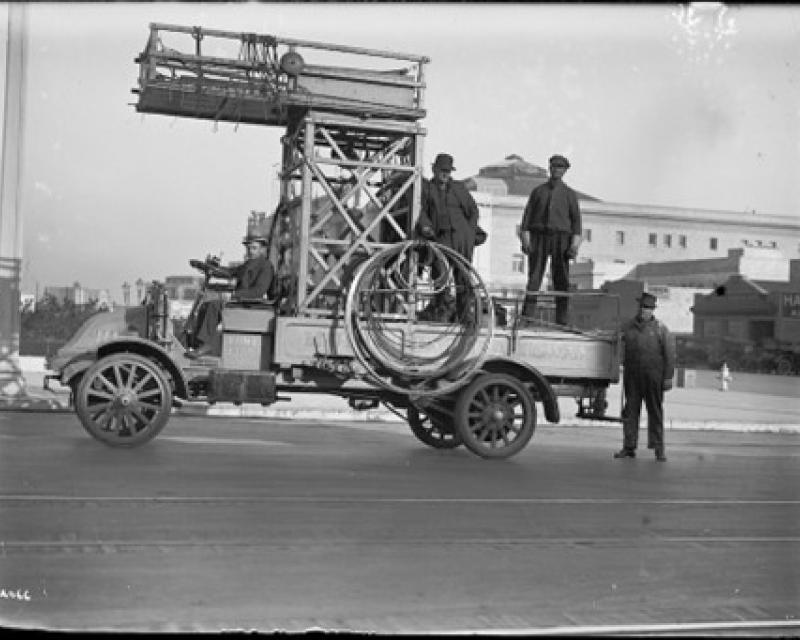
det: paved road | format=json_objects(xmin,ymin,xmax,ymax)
[{"xmin": 0, "ymin": 412, "xmax": 798, "ymax": 633}]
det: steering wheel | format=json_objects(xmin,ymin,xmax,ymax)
[{"xmin": 189, "ymin": 258, "xmax": 229, "ymax": 279}]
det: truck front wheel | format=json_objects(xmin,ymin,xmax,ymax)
[{"xmin": 75, "ymin": 353, "xmax": 173, "ymax": 447}]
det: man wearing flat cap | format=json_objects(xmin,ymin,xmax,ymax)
[
  {"xmin": 417, "ymin": 152, "xmax": 482, "ymax": 321},
  {"xmin": 519, "ymin": 154, "xmax": 582, "ymax": 326},
  {"xmin": 615, "ymin": 292, "xmax": 676, "ymax": 461}
]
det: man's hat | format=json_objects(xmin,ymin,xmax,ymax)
[
  {"xmin": 242, "ymin": 233, "xmax": 269, "ymax": 246},
  {"xmin": 549, "ymin": 154, "xmax": 571, "ymax": 168},
  {"xmin": 637, "ymin": 292, "xmax": 657, "ymax": 308},
  {"xmin": 432, "ymin": 153, "xmax": 455, "ymax": 171}
]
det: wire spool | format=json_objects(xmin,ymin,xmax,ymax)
[{"xmin": 344, "ymin": 240, "xmax": 494, "ymax": 398}]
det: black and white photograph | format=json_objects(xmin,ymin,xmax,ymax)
[{"xmin": 1, "ymin": 1, "xmax": 798, "ymax": 634}]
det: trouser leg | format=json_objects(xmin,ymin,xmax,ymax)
[
  {"xmin": 622, "ymin": 375, "xmax": 642, "ymax": 450},
  {"xmin": 449, "ymin": 229, "xmax": 475, "ymax": 320},
  {"xmin": 431, "ymin": 231, "xmax": 455, "ymax": 322},
  {"xmin": 196, "ymin": 299, "xmax": 223, "ymax": 355},
  {"xmin": 643, "ymin": 375, "xmax": 665, "ymax": 450},
  {"xmin": 184, "ymin": 300, "xmax": 207, "ymax": 348},
  {"xmin": 550, "ymin": 233, "xmax": 571, "ymax": 325},
  {"xmin": 522, "ymin": 234, "xmax": 549, "ymax": 317},
  {"xmin": 420, "ymin": 241, "xmax": 449, "ymax": 318}
]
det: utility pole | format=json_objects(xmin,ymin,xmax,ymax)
[{"xmin": 0, "ymin": 4, "xmax": 27, "ymax": 397}]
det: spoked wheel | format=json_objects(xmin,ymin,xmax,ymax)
[
  {"xmin": 407, "ymin": 405, "xmax": 462, "ymax": 449},
  {"xmin": 455, "ymin": 373, "xmax": 536, "ymax": 459},
  {"xmin": 75, "ymin": 353, "xmax": 173, "ymax": 447}
]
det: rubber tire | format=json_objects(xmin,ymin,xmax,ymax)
[
  {"xmin": 75, "ymin": 353, "xmax": 172, "ymax": 447},
  {"xmin": 407, "ymin": 405, "xmax": 462, "ymax": 449},
  {"xmin": 455, "ymin": 373, "xmax": 536, "ymax": 459}
]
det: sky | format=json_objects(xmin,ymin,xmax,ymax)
[{"xmin": 1, "ymin": 2, "xmax": 799, "ymax": 298}]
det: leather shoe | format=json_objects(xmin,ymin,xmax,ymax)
[
  {"xmin": 613, "ymin": 448, "xmax": 636, "ymax": 459},
  {"xmin": 185, "ymin": 345, "xmax": 214, "ymax": 360},
  {"xmin": 655, "ymin": 448, "xmax": 667, "ymax": 461}
]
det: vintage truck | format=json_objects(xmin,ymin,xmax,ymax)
[{"xmin": 45, "ymin": 23, "xmax": 621, "ymax": 459}]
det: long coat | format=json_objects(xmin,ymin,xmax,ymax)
[
  {"xmin": 620, "ymin": 316, "xmax": 676, "ymax": 382},
  {"xmin": 417, "ymin": 179, "xmax": 480, "ymax": 259}
]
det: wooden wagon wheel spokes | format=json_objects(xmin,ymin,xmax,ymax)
[
  {"xmin": 455, "ymin": 373, "xmax": 536, "ymax": 459},
  {"xmin": 84, "ymin": 362, "xmax": 165, "ymax": 435},
  {"xmin": 76, "ymin": 354, "xmax": 173, "ymax": 447}
]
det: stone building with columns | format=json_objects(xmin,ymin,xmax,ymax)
[{"xmin": 466, "ymin": 155, "xmax": 800, "ymax": 298}]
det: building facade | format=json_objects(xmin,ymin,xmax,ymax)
[
  {"xmin": 43, "ymin": 282, "xmax": 112, "ymax": 310},
  {"xmin": 689, "ymin": 262, "xmax": 800, "ymax": 374}
]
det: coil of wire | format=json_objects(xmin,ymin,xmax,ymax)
[{"xmin": 344, "ymin": 240, "xmax": 494, "ymax": 397}]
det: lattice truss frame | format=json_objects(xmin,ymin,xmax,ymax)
[{"xmin": 276, "ymin": 112, "xmax": 426, "ymax": 316}]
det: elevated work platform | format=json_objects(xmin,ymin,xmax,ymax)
[{"xmin": 133, "ymin": 23, "xmax": 428, "ymax": 126}]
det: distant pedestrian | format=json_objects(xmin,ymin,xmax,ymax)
[
  {"xmin": 614, "ymin": 292, "xmax": 676, "ymax": 461},
  {"xmin": 718, "ymin": 362, "xmax": 733, "ymax": 391},
  {"xmin": 519, "ymin": 154, "xmax": 582, "ymax": 326}
]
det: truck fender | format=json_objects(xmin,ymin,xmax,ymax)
[
  {"xmin": 63, "ymin": 338, "xmax": 189, "ymax": 400},
  {"xmin": 61, "ymin": 356, "xmax": 94, "ymax": 389},
  {"xmin": 474, "ymin": 357, "xmax": 560, "ymax": 424}
]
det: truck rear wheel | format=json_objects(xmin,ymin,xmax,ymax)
[
  {"xmin": 407, "ymin": 405, "xmax": 462, "ymax": 449},
  {"xmin": 75, "ymin": 353, "xmax": 172, "ymax": 447},
  {"xmin": 455, "ymin": 373, "xmax": 536, "ymax": 459}
]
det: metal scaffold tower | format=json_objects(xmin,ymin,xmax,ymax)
[{"xmin": 134, "ymin": 23, "xmax": 429, "ymax": 317}]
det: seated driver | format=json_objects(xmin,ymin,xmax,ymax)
[{"xmin": 185, "ymin": 233, "xmax": 275, "ymax": 359}]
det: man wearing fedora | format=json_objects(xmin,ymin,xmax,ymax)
[
  {"xmin": 519, "ymin": 154, "xmax": 582, "ymax": 326},
  {"xmin": 615, "ymin": 292, "xmax": 676, "ymax": 461},
  {"xmin": 417, "ymin": 152, "xmax": 482, "ymax": 321}
]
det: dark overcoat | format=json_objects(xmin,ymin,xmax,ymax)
[
  {"xmin": 417, "ymin": 179, "xmax": 480, "ymax": 258},
  {"xmin": 231, "ymin": 255, "xmax": 275, "ymax": 300}
]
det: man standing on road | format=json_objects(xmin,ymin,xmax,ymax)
[
  {"xmin": 614, "ymin": 292, "xmax": 676, "ymax": 461},
  {"xmin": 417, "ymin": 152, "xmax": 482, "ymax": 321},
  {"xmin": 519, "ymin": 154, "xmax": 582, "ymax": 326}
]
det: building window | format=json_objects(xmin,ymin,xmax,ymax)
[
  {"xmin": 583, "ymin": 228, "xmax": 592, "ymax": 242},
  {"xmin": 648, "ymin": 233, "xmax": 657, "ymax": 247},
  {"xmin": 710, "ymin": 237, "xmax": 718, "ymax": 250},
  {"xmin": 515, "ymin": 224, "xmax": 521, "ymax": 238},
  {"xmin": 769, "ymin": 240, "xmax": 777, "ymax": 248},
  {"xmin": 679, "ymin": 235, "xmax": 687, "ymax": 248},
  {"xmin": 616, "ymin": 231, "xmax": 625, "ymax": 245},
  {"xmin": 664, "ymin": 234, "xmax": 672, "ymax": 248},
  {"xmin": 512, "ymin": 254, "xmax": 525, "ymax": 273}
]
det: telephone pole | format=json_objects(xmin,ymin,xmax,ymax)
[{"xmin": 0, "ymin": 4, "xmax": 27, "ymax": 396}]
